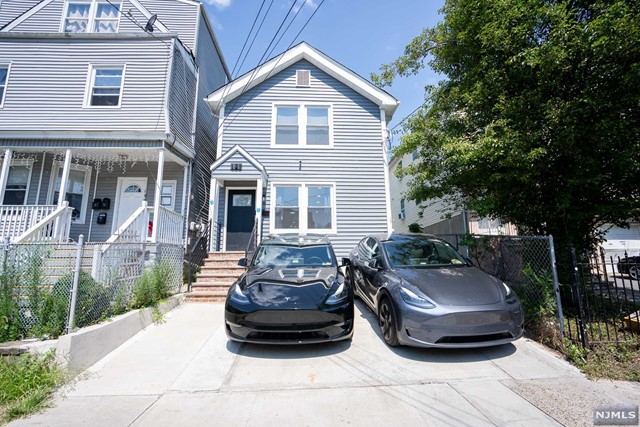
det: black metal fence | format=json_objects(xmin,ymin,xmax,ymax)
[{"xmin": 562, "ymin": 248, "xmax": 639, "ymax": 347}]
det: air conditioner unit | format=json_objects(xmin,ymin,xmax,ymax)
[{"xmin": 398, "ymin": 212, "xmax": 406, "ymax": 220}]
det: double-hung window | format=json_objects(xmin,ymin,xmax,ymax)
[
  {"xmin": 273, "ymin": 104, "xmax": 332, "ymax": 147},
  {"xmin": 0, "ymin": 65, "xmax": 8, "ymax": 107},
  {"xmin": 86, "ymin": 65, "xmax": 124, "ymax": 107},
  {"xmin": 2, "ymin": 163, "xmax": 32, "ymax": 205},
  {"xmin": 63, "ymin": 0, "xmax": 120, "ymax": 33},
  {"xmin": 272, "ymin": 183, "xmax": 335, "ymax": 234},
  {"xmin": 49, "ymin": 163, "xmax": 92, "ymax": 224}
]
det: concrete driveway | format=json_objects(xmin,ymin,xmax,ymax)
[{"xmin": 10, "ymin": 301, "xmax": 640, "ymax": 427}]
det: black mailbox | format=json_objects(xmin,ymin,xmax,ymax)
[
  {"xmin": 97, "ymin": 212, "xmax": 107, "ymax": 224},
  {"xmin": 101, "ymin": 198, "xmax": 111, "ymax": 210},
  {"xmin": 92, "ymin": 198, "xmax": 102, "ymax": 210}
]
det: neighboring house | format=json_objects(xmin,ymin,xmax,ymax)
[
  {"xmin": 204, "ymin": 42, "xmax": 399, "ymax": 258},
  {"xmin": 0, "ymin": 0, "xmax": 230, "ymax": 246},
  {"xmin": 389, "ymin": 151, "xmax": 516, "ymax": 236},
  {"xmin": 600, "ymin": 223, "xmax": 640, "ymax": 257}
]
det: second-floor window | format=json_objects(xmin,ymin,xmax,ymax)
[
  {"xmin": 63, "ymin": 0, "xmax": 120, "ymax": 34},
  {"xmin": 87, "ymin": 65, "xmax": 124, "ymax": 107},
  {"xmin": 273, "ymin": 104, "xmax": 332, "ymax": 147},
  {"xmin": 0, "ymin": 65, "xmax": 8, "ymax": 107}
]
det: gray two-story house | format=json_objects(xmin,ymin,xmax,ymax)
[
  {"xmin": 205, "ymin": 42, "xmax": 398, "ymax": 258},
  {"xmin": 0, "ymin": 0, "xmax": 229, "ymax": 246}
]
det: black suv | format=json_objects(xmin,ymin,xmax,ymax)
[{"xmin": 224, "ymin": 234, "xmax": 354, "ymax": 344}]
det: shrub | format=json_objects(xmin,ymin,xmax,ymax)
[
  {"xmin": 0, "ymin": 268, "xmax": 21, "ymax": 343},
  {"xmin": 52, "ymin": 271, "xmax": 110, "ymax": 330},
  {"xmin": 408, "ymin": 223, "xmax": 422, "ymax": 233},
  {"xmin": 131, "ymin": 261, "xmax": 174, "ymax": 309}
]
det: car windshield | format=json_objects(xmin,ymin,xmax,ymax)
[
  {"xmin": 252, "ymin": 244, "xmax": 335, "ymax": 268},
  {"xmin": 382, "ymin": 238, "xmax": 467, "ymax": 268}
]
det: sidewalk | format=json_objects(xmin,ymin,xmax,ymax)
[{"xmin": 9, "ymin": 302, "xmax": 640, "ymax": 427}]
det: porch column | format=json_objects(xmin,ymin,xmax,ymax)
[
  {"xmin": 0, "ymin": 149, "xmax": 13, "ymax": 203},
  {"xmin": 208, "ymin": 177, "xmax": 218, "ymax": 252},
  {"xmin": 58, "ymin": 149, "xmax": 72, "ymax": 207},
  {"xmin": 151, "ymin": 149, "xmax": 165, "ymax": 242},
  {"xmin": 255, "ymin": 178, "xmax": 263, "ymax": 244}
]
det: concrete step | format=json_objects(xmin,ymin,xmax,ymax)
[
  {"xmin": 201, "ymin": 260, "xmax": 245, "ymax": 268},
  {"xmin": 185, "ymin": 291, "xmax": 227, "ymax": 303},
  {"xmin": 194, "ymin": 277, "xmax": 238, "ymax": 286},
  {"xmin": 197, "ymin": 270, "xmax": 244, "ymax": 279},
  {"xmin": 191, "ymin": 284, "xmax": 231, "ymax": 293},
  {"xmin": 205, "ymin": 251, "xmax": 244, "ymax": 261}
]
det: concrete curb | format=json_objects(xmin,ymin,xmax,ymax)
[{"xmin": 25, "ymin": 294, "xmax": 185, "ymax": 372}]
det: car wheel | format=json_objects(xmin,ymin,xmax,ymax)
[
  {"xmin": 345, "ymin": 266, "xmax": 358, "ymax": 298},
  {"xmin": 378, "ymin": 297, "xmax": 399, "ymax": 347},
  {"xmin": 630, "ymin": 265, "xmax": 638, "ymax": 280}
]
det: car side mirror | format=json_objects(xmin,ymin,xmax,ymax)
[
  {"xmin": 368, "ymin": 257, "xmax": 383, "ymax": 270},
  {"xmin": 464, "ymin": 257, "xmax": 474, "ymax": 267},
  {"xmin": 237, "ymin": 258, "xmax": 247, "ymax": 267}
]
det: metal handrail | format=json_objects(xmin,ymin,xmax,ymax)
[
  {"xmin": 244, "ymin": 216, "xmax": 259, "ymax": 266},
  {"xmin": 186, "ymin": 219, "xmax": 212, "ymax": 292}
]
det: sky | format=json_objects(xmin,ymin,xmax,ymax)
[{"xmin": 202, "ymin": 0, "xmax": 445, "ymax": 142}]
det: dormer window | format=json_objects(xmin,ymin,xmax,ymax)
[{"xmin": 63, "ymin": 0, "xmax": 120, "ymax": 33}]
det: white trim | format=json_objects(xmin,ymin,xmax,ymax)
[
  {"xmin": 60, "ymin": 0, "xmax": 124, "ymax": 34},
  {"xmin": 163, "ymin": 40, "xmax": 175, "ymax": 134},
  {"xmin": 216, "ymin": 104, "xmax": 225, "ymax": 159},
  {"xmin": 0, "ymin": 149, "xmax": 12, "ymax": 203},
  {"xmin": 210, "ymin": 144, "xmax": 268, "ymax": 181},
  {"xmin": 2, "ymin": 158, "xmax": 34, "ymax": 205},
  {"xmin": 256, "ymin": 178, "xmax": 263, "ymax": 245},
  {"xmin": 269, "ymin": 182, "xmax": 337, "ymax": 235},
  {"xmin": 222, "ymin": 185, "xmax": 255, "ymax": 252},
  {"xmin": 206, "ymin": 42, "xmax": 399, "ymax": 120},
  {"xmin": 126, "ymin": 0, "xmax": 170, "ymax": 33},
  {"xmin": 270, "ymin": 103, "xmax": 334, "ymax": 148},
  {"xmin": 151, "ymin": 149, "xmax": 165, "ymax": 242},
  {"xmin": 1, "ymin": 0, "xmax": 57, "ymax": 32},
  {"xmin": 112, "ymin": 176, "xmax": 148, "ymax": 233},
  {"xmin": 380, "ymin": 108, "xmax": 393, "ymax": 234},
  {"xmin": 84, "ymin": 63, "xmax": 126, "ymax": 109},
  {"xmin": 0, "ymin": 62, "xmax": 11, "ymax": 109},
  {"xmin": 160, "ymin": 179, "xmax": 177, "ymax": 211},
  {"xmin": 193, "ymin": 5, "xmax": 201, "ymax": 55},
  {"xmin": 47, "ymin": 161, "xmax": 92, "ymax": 225}
]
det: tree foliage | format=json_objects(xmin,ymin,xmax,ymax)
[{"xmin": 374, "ymin": 0, "xmax": 640, "ymax": 251}]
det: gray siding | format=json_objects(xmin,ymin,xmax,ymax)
[
  {"xmin": 0, "ymin": 0, "xmax": 42, "ymax": 28},
  {"xmin": 138, "ymin": 0, "xmax": 198, "ymax": 51},
  {"xmin": 190, "ymin": 11, "xmax": 227, "ymax": 224},
  {"xmin": 167, "ymin": 43, "xmax": 196, "ymax": 151},
  {"xmin": 222, "ymin": 60, "xmax": 388, "ymax": 258},
  {"xmin": 10, "ymin": 0, "xmax": 64, "ymax": 32},
  {"xmin": 0, "ymin": 37, "xmax": 170, "ymax": 132}
]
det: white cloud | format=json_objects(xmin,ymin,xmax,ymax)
[
  {"xmin": 291, "ymin": 0, "xmax": 318, "ymax": 13},
  {"xmin": 204, "ymin": 0, "xmax": 231, "ymax": 9}
]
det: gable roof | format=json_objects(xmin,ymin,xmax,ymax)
[
  {"xmin": 210, "ymin": 145, "xmax": 268, "ymax": 181},
  {"xmin": 205, "ymin": 42, "xmax": 399, "ymax": 122},
  {"xmin": 1, "ymin": 0, "xmax": 170, "ymax": 33}
]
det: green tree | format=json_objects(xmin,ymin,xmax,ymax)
[{"xmin": 374, "ymin": 0, "xmax": 640, "ymax": 254}]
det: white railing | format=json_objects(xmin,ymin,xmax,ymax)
[
  {"xmin": 0, "ymin": 205, "xmax": 58, "ymax": 241},
  {"xmin": 152, "ymin": 206, "xmax": 185, "ymax": 245},
  {"xmin": 103, "ymin": 202, "xmax": 150, "ymax": 247},
  {"xmin": 12, "ymin": 202, "xmax": 73, "ymax": 243}
]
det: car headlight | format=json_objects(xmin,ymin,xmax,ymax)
[
  {"xmin": 229, "ymin": 283, "xmax": 250, "ymax": 305},
  {"xmin": 400, "ymin": 286, "xmax": 435, "ymax": 309},
  {"xmin": 502, "ymin": 282, "xmax": 512, "ymax": 296},
  {"xmin": 326, "ymin": 282, "xmax": 349, "ymax": 304},
  {"xmin": 503, "ymin": 282, "xmax": 519, "ymax": 303}
]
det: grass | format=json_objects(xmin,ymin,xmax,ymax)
[
  {"xmin": 575, "ymin": 339, "xmax": 640, "ymax": 382},
  {"xmin": 0, "ymin": 351, "xmax": 68, "ymax": 424}
]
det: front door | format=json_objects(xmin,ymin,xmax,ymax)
[
  {"xmin": 226, "ymin": 189, "xmax": 256, "ymax": 251},
  {"xmin": 113, "ymin": 177, "xmax": 147, "ymax": 232}
]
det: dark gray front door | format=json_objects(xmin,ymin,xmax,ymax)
[{"xmin": 226, "ymin": 189, "xmax": 256, "ymax": 251}]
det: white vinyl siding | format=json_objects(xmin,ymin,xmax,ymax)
[
  {"xmin": 62, "ymin": 0, "xmax": 121, "ymax": 33},
  {"xmin": 271, "ymin": 103, "xmax": 333, "ymax": 147},
  {"xmin": 86, "ymin": 65, "xmax": 125, "ymax": 107},
  {"xmin": 271, "ymin": 182, "xmax": 336, "ymax": 235}
]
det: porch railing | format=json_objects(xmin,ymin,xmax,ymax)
[
  {"xmin": 186, "ymin": 219, "xmax": 212, "ymax": 292},
  {"xmin": 153, "ymin": 206, "xmax": 185, "ymax": 245},
  {"xmin": 12, "ymin": 202, "xmax": 73, "ymax": 243},
  {"xmin": 1, "ymin": 205, "xmax": 58, "ymax": 241},
  {"xmin": 244, "ymin": 216, "xmax": 259, "ymax": 264}
]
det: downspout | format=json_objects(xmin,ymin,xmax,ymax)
[
  {"xmin": 380, "ymin": 108, "xmax": 393, "ymax": 235},
  {"xmin": 35, "ymin": 152, "xmax": 46, "ymax": 204}
]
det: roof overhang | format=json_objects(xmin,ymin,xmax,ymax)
[
  {"xmin": 205, "ymin": 42, "xmax": 399, "ymax": 122},
  {"xmin": 210, "ymin": 145, "xmax": 268, "ymax": 182}
]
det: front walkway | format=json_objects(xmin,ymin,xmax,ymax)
[{"xmin": 10, "ymin": 302, "xmax": 640, "ymax": 427}]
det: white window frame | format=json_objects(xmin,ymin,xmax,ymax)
[
  {"xmin": 269, "ymin": 182, "xmax": 337, "ymax": 235},
  {"xmin": 84, "ymin": 64, "xmax": 126, "ymax": 108},
  {"xmin": 0, "ymin": 62, "xmax": 11, "ymax": 109},
  {"xmin": 271, "ymin": 103, "xmax": 334, "ymax": 148},
  {"xmin": 3, "ymin": 159, "xmax": 34, "ymax": 205},
  {"xmin": 60, "ymin": 0, "xmax": 122, "ymax": 34},
  {"xmin": 47, "ymin": 162, "xmax": 92, "ymax": 224},
  {"xmin": 160, "ymin": 180, "xmax": 177, "ymax": 211}
]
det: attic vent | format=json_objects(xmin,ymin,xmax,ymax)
[{"xmin": 296, "ymin": 70, "xmax": 310, "ymax": 87}]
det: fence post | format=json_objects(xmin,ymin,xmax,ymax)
[
  {"xmin": 548, "ymin": 235, "xmax": 565, "ymax": 339},
  {"xmin": 1, "ymin": 237, "xmax": 9, "ymax": 275},
  {"xmin": 570, "ymin": 246, "xmax": 589, "ymax": 348},
  {"xmin": 66, "ymin": 234, "xmax": 84, "ymax": 334}
]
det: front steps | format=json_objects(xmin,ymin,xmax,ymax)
[{"xmin": 186, "ymin": 251, "xmax": 246, "ymax": 303}]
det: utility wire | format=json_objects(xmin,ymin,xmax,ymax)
[{"xmin": 389, "ymin": 101, "xmax": 428, "ymax": 132}]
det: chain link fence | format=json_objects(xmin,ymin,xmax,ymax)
[
  {"xmin": 439, "ymin": 234, "xmax": 562, "ymax": 333},
  {"xmin": 0, "ymin": 238, "xmax": 184, "ymax": 342}
]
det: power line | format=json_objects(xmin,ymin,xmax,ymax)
[{"xmin": 389, "ymin": 101, "xmax": 427, "ymax": 132}]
